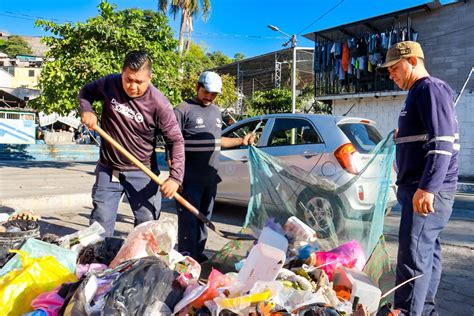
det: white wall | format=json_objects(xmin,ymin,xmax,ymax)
[
  {"xmin": 332, "ymin": 95, "xmax": 405, "ymax": 138},
  {"xmin": 456, "ymin": 93, "xmax": 474, "ymax": 178},
  {"xmin": 0, "ymin": 68, "xmax": 12, "ymax": 88},
  {"xmin": 331, "ymin": 93, "xmax": 474, "ymax": 178}
]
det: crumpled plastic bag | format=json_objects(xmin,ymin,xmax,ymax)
[
  {"xmin": 307, "ymin": 239, "xmax": 366, "ymax": 280},
  {"xmin": 109, "ymin": 218, "xmax": 177, "ymax": 268},
  {"xmin": 174, "ymin": 268, "xmax": 235, "ymax": 314},
  {"xmin": 59, "ymin": 222, "xmax": 105, "ymax": 252},
  {"xmin": 0, "ymin": 250, "xmax": 77, "ymax": 316},
  {"xmin": 0, "ymin": 238, "xmax": 78, "ymax": 278}
]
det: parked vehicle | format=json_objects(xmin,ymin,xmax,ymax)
[{"xmin": 217, "ymin": 113, "xmax": 397, "ymax": 232}]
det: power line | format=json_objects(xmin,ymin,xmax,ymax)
[
  {"xmin": 0, "ymin": 13, "xmax": 36, "ymax": 21},
  {"xmin": 297, "ymin": 0, "xmax": 345, "ymax": 35},
  {"xmin": 0, "ymin": 10, "xmax": 73, "ymax": 23},
  {"xmin": 191, "ymin": 31, "xmax": 286, "ymax": 41}
]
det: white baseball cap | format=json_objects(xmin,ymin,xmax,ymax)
[{"xmin": 198, "ymin": 71, "xmax": 222, "ymax": 93}]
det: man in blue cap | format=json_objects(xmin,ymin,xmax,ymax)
[{"xmin": 170, "ymin": 71, "xmax": 254, "ymax": 262}]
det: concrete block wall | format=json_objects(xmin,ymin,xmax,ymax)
[
  {"xmin": 332, "ymin": 95, "xmax": 405, "ymax": 138},
  {"xmin": 456, "ymin": 93, "xmax": 474, "ymax": 178},
  {"xmin": 412, "ymin": 1, "xmax": 474, "ymax": 93}
]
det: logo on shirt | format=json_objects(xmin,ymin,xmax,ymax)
[
  {"xmin": 195, "ymin": 117, "xmax": 205, "ymax": 129},
  {"xmin": 111, "ymin": 98, "xmax": 143, "ymax": 123},
  {"xmin": 399, "ymin": 101, "xmax": 407, "ymax": 117},
  {"xmin": 216, "ymin": 118, "xmax": 222, "ymax": 128}
]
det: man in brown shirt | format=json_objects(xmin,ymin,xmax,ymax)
[{"xmin": 79, "ymin": 50, "xmax": 184, "ymax": 236}]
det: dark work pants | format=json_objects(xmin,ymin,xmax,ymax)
[
  {"xmin": 177, "ymin": 184, "xmax": 216, "ymax": 263},
  {"xmin": 395, "ymin": 187, "xmax": 455, "ymax": 316},
  {"xmin": 90, "ymin": 163, "xmax": 162, "ymax": 236}
]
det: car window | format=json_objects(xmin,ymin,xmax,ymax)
[
  {"xmin": 338, "ymin": 123, "xmax": 382, "ymax": 153},
  {"xmin": 268, "ymin": 118, "xmax": 322, "ymax": 147},
  {"xmin": 222, "ymin": 119, "xmax": 267, "ymax": 149}
]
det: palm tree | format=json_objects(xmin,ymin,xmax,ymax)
[{"xmin": 158, "ymin": 0, "xmax": 211, "ymax": 55}]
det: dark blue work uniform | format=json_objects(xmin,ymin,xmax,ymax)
[
  {"xmin": 173, "ymin": 99, "xmax": 223, "ymax": 263},
  {"xmin": 395, "ymin": 76, "xmax": 459, "ymax": 315}
]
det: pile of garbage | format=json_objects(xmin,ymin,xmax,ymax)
[{"xmin": 0, "ymin": 210, "xmax": 398, "ymax": 316}]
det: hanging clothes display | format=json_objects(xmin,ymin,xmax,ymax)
[{"xmin": 313, "ymin": 24, "xmax": 419, "ymax": 95}]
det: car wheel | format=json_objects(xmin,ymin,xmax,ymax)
[{"xmin": 296, "ymin": 189, "xmax": 343, "ymax": 238}]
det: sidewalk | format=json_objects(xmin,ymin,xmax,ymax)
[
  {"xmin": 1, "ymin": 160, "xmax": 473, "ymax": 250},
  {"xmin": 2, "ymin": 160, "xmax": 474, "ymax": 209}
]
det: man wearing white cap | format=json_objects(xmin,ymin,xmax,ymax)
[{"xmin": 172, "ymin": 71, "xmax": 254, "ymax": 262}]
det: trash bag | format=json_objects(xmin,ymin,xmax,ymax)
[
  {"xmin": 0, "ymin": 250, "xmax": 77, "ymax": 316},
  {"xmin": 109, "ymin": 218, "xmax": 177, "ymax": 268},
  {"xmin": 0, "ymin": 238, "xmax": 78, "ymax": 277},
  {"xmin": 103, "ymin": 256, "xmax": 184, "ymax": 314},
  {"xmin": 245, "ymin": 132, "xmax": 396, "ymax": 257},
  {"xmin": 62, "ymin": 257, "xmax": 184, "ymax": 315},
  {"xmin": 306, "ymin": 239, "xmax": 366, "ymax": 280}
]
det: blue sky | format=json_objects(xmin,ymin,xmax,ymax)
[{"xmin": 0, "ymin": 0, "xmax": 454, "ymax": 58}]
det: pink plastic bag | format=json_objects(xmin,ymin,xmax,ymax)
[
  {"xmin": 307, "ymin": 239, "xmax": 366, "ymax": 280},
  {"xmin": 31, "ymin": 286, "xmax": 64, "ymax": 316},
  {"xmin": 190, "ymin": 268, "xmax": 234, "ymax": 309},
  {"xmin": 110, "ymin": 219, "xmax": 177, "ymax": 268}
]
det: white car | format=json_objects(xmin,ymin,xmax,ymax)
[{"xmin": 217, "ymin": 113, "xmax": 397, "ymax": 232}]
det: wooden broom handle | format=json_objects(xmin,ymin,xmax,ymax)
[{"xmin": 93, "ymin": 125, "xmax": 202, "ymax": 218}]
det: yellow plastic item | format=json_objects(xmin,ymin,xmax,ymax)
[
  {"xmin": 218, "ymin": 290, "xmax": 272, "ymax": 309},
  {"xmin": 0, "ymin": 250, "xmax": 77, "ymax": 316}
]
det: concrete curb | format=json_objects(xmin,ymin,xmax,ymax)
[
  {"xmin": 0, "ymin": 193, "xmax": 92, "ymax": 212},
  {"xmin": 457, "ymin": 182, "xmax": 474, "ymax": 194}
]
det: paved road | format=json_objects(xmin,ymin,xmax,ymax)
[{"xmin": 0, "ymin": 162, "xmax": 473, "ymax": 315}]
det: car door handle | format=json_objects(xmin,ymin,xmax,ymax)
[
  {"xmin": 303, "ymin": 151, "xmax": 317, "ymax": 158},
  {"xmin": 239, "ymin": 156, "xmax": 248, "ymax": 163}
]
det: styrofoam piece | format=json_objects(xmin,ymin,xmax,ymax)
[
  {"xmin": 237, "ymin": 243, "xmax": 286, "ymax": 293},
  {"xmin": 333, "ymin": 267, "xmax": 382, "ymax": 314},
  {"xmin": 257, "ymin": 226, "xmax": 288, "ymax": 253}
]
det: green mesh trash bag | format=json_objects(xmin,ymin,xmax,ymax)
[
  {"xmin": 244, "ymin": 131, "xmax": 396, "ymax": 258},
  {"xmin": 207, "ymin": 132, "xmax": 395, "ymax": 278}
]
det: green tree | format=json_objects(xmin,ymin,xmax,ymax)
[
  {"xmin": 0, "ymin": 36, "xmax": 32, "ymax": 57},
  {"xmin": 179, "ymin": 42, "xmax": 236, "ymax": 107},
  {"xmin": 33, "ymin": 1, "xmax": 180, "ymax": 115},
  {"xmin": 182, "ymin": 42, "xmax": 213, "ymax": 75},
  {"xmin": 207, "ymin": 50, "xmax": 232, "ymax": 67},
  {"xmin": 245, "ymin": 88, "xmax": 302, "ymax": 116},
  {"xmin": 159, "ymin": 0, "xmax": 211, "ymax": 55},
  {"xmin": 233, "ymin": 52, "xmax": 245, "ymax": 61}
]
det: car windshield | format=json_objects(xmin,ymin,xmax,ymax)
[{"xmin": 339, "ymin": 123, "xmax": 382, "ymax": 154}]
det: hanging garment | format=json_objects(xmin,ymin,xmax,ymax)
[
  {"xmin": 338, "ymin": 60, "xmax": 345, "ymax": 80},
  {"xmin": 356, "ymin": 38, "xmax": 368, "ymax": 57},
  {"xmin": 381, "ymin": 32, "xmax": 389, "ymax": 49},
  {"xmin": 335, "ymin": 42, "xmax": 342, "ymax": 58},
  {"xmin": 357, "ymin": 56, "xmax": 366, "ymax": 71},
  {"xmin": 342, "ymin": 42, "xmax": 349, "ymax": 72}
]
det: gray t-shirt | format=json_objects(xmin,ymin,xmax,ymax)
[{"xmin": 174, "ymin": 99, "xmax": 223, "ymax": 186}]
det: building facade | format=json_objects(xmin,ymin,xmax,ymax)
[{"xmin": 304, "ymin": 0, "xmax": 474, "ymax": 178}]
